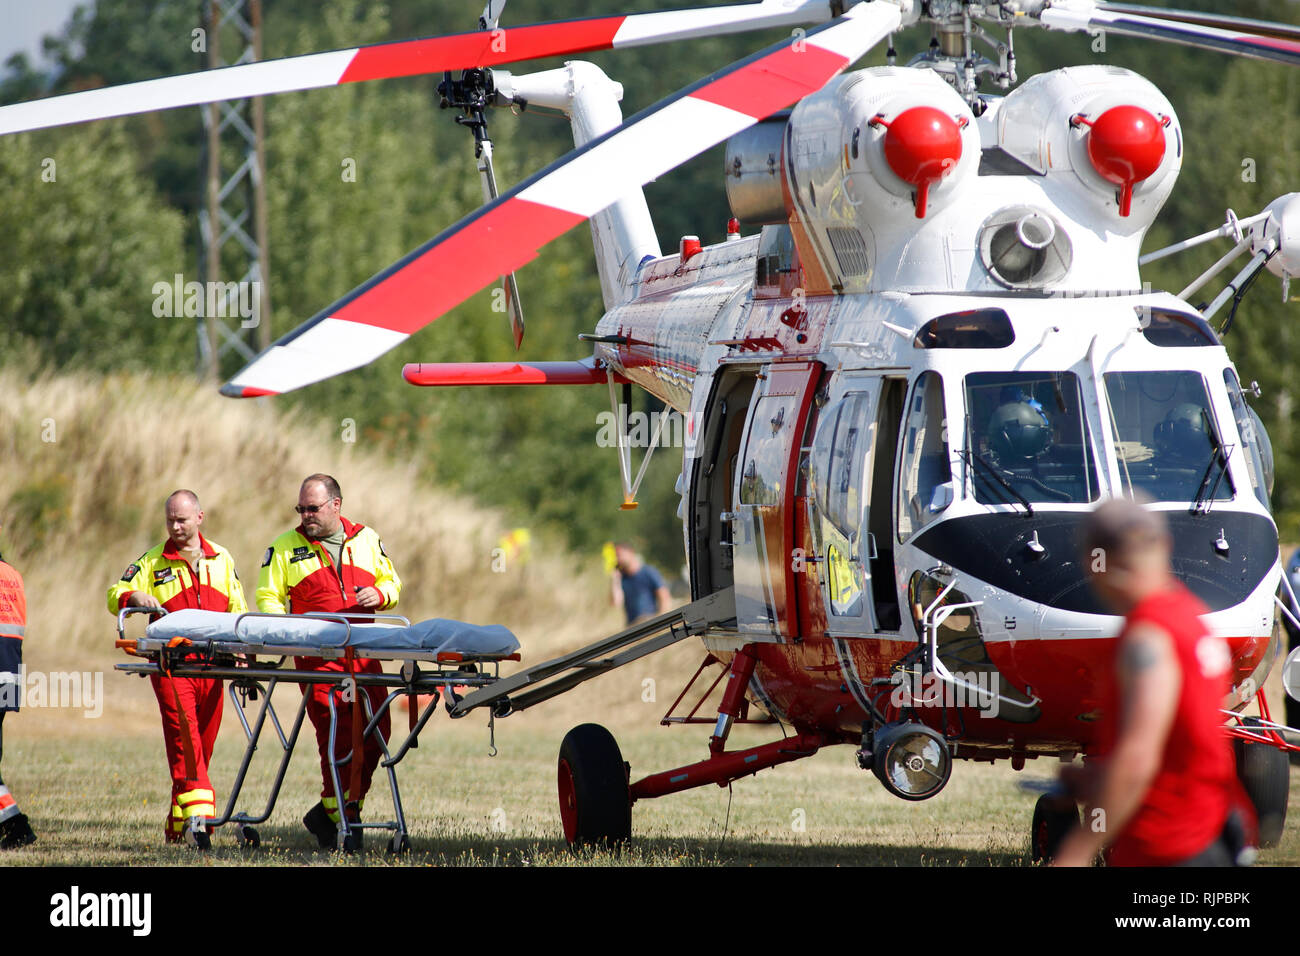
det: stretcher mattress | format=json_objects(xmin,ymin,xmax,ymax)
[{"xmin": 145, "ymin": 609, "xmax": 520, "ymax": 657}]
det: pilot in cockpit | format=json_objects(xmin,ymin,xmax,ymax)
[
  {"xmin": 987, "ymin": 388, "xmax": 1053, "ymax": 467},
  {"xmin": 1153, "ymin": 402, "xmax": 1213, "ymax": 467}
]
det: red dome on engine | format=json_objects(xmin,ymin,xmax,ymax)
[
  {"xmin": 1079, "ymin": 105, "xmax": 1167, "ymax": 217},
  {"xmin": 877, "ymin": 106, "xmax": 964, "ymax": 219}
]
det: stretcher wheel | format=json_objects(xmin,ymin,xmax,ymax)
[
  {"xmin": 388, "ymin": 834, "xmax": 411, "ymax": 855},
  {"xmin": 238, "ymin": 826, "xmax": 260, "ymax": 849},
  {"xmin": 1234, "ymin": 720, "xmax": 1289, "ymax": 848},
  {"xmin": 1030, "ymin": 793, "xmax": 1079, "ymax": 863},
  {"xmin": 342, "ymin": 831, "xmax": 362, "ymax": 854},
  {"xmin": 557, "ymin": 723, "xmax": 631, "ymax": 850}
]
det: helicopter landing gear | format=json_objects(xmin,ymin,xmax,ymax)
[
  {"xmin": 1030, "ymin": 793, "xmax": 1080, "ymax": 863},
  {"xmin": 1233, "ymin": 718, "xmax": 1289, "ymax": 848},
  {"xmin": 557, "ymin": 723, "xmax": 631, "ymax": 851}
]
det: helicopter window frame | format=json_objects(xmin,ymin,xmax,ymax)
[
  {"xmin": 1101, "ymin": 370, "xmax": 1235, "ymax": 506},
  {"xmin": 807, "ymin": 390, "xmax": 875, "ymax": 618},
  {"xmin": 1137, "ymin": 307, "xmax": 1221, "ymax": 348},
  {"xmin": 896, "ymin": 371, "xmax": 953, "ymax": 543},
  {"xmin": 1222, "ymin": 368, "xmax": 1269, "ymax": 508},
  {"xmin": 961, "ymin": 370, "xmax": 1102, "ymax": 507},
  {"xmin": 913, "ymin": 309, "xmax": 1015, "ymax": 350}
]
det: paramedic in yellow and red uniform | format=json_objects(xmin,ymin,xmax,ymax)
[
  {"xmin": 256, "ymin": 474, "xmax": 400, "ymax": 850},
  {"xmin": 107, "ymin": 490, "xmax": 247, "ymax": 849}
]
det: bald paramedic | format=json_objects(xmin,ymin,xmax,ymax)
[
  {"xmin": 107, "ymin": 490, "xmax": 247, "ymax": 848},
  {"xmin": 256, "ymin": 474, "xmax": 400, "ymax": 850}
]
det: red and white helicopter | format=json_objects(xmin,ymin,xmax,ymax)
[{"xmin": 8, "ymin": 0, "xmax": 1300, "ymax": 858}]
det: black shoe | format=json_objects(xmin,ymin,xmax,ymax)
[
  {"xmin": 0, "ymin": 813, "xmax": 37, "ymax": 850},
  {"xmin": 341, "ymin": 801, "xmax": 363, "ymax": 853},
  {"xmin": 303, "ymin": 802, "xmax": 337, "ymax": 850}
]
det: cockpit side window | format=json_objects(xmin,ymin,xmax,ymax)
[
  {"xmin": 963, "ymin": 371, "xmax": 1100, "ymax": 506},
  {"xmin": 1223, "ymin": 368, "xmax": 1270, "ymax": 508},
  {"xmin": 897, "ymin": 371, "xmax": 952, "ymax": 542},
  {"xmin": 1102, "ymin": 371, "xmax": 1234, "ymax": 504}
]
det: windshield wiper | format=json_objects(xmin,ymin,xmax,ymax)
[
  {"xmin": 963, "ymin": 449, "xmax": 1034, "ymax": 516},
  {"xmin": 1190, "ymin": 441, "xmax": 1234, "ymax": 514}
]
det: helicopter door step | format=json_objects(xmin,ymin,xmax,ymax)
[{"xmin": 449, "ymin": 587, "xmax": 737, "ymax": 718}]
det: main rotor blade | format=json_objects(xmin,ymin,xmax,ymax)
[
  {"xmin": 1044, "ymin": 2, "xmax": 1300, "ymax": 67},
  {"xmin": 221, "ymin": 2, "xmax": 901, "ymax": 398},
  {"xmin": 0, "ymin": 0, "xmax": 834, "ymax": 136},
  {"xmin": 1099, "ymin": 3, "xmax": 1300, "ymax": 43}
]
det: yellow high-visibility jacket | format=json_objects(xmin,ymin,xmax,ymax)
[
  {"xmin": 107, "ymin": 534, "xmax": 247, "ymax": 614},
  {"xmin": 256, "ymin": 518, "xmax": 399, "ymax": 615}
]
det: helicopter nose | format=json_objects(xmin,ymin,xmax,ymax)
[{"xmin": 910, "ymin": 510, "xmax": 1276, "ymax": 614}]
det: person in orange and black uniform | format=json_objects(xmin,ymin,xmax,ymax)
[
  {"xmin": 0, "ymin": 540, "xmax": 36, "ymax": 850},
  {"xmin": 256, "ymin": 474, "xmax": 400, "ymax": 849},
  {"xmin": 107, "ymin": 490, "xmax": 247, "ymax": 848}
]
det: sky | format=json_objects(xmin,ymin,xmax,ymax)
[{"xmin": 0, "ymin": 0, "xmax": 87, "ymax": 68}]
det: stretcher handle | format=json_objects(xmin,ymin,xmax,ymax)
[{"xmin": 116, "ymin": 604, "xmax": 167, "ymax": 640}]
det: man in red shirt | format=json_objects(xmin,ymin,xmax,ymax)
[{"xmin": 1053, "ymin": 498, "xmax": 1253, "ymax": 866}]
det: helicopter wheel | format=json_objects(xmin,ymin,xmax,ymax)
[
  {"xmin": 1030, "ymin": 793, "xmax": 1080, "ymax": 863},
  {"xmin": 557, "ymin": 723, "xmax": 631, "ymax": 851},
  {"xmin": 237, "ymin": 825, "xmax": 260, "ymax": 849},
  {"xmin": 1233, "ymin": 719, "xmax": 1289, "ymax": 849}
]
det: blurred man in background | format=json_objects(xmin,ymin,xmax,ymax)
[
  {"xmin": 0, "ymin": 537, "xmax": 36, "ymax": 850},
  {"xmin": 1053, "ymin": 498, "xmax": 1252, "ymax": 866},
  {"xmin": 609, "ymin": 542, "xmax": 671, "ymax": 626}
]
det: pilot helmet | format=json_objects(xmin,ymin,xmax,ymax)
[
  {"xmin": 988, "ymin": 398, "xmax": 1052, "ymax": 462},
  {"xmin": 1153, "ymin": 402, "xmax": 1211, "ymax": 463}
]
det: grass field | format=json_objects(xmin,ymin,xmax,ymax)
[{"xmin": 4, "ymin": 646, "xmax": 1298, "ymax": 868}]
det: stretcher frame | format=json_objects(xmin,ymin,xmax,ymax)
[{"xmin": 114, "ymin": 608, "xmax": 519, "ymax": 853}]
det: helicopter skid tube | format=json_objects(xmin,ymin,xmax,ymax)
[{"xmin": 628, "ymin": 731, "xmax": 827, "ymax": 801}]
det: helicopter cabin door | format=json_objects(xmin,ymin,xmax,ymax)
[
  {"xmin": 731, "ymin": 361, "xmax": 821, "ymax": 640},
  {"xmin": 804, "ymin": 373, "xmax": 905, "ymax": 637}
]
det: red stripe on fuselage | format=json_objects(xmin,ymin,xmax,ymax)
[
  {"xmin": 338, "ymin": 18, "xmax": 626, "ymax": 84},
  {"xmin": 690, "ymin": 44, "xmax": 849, "ymax": 118},
  {"xmin": 331, "ymin": 198, "xmax": 584, "ymax": 334}
]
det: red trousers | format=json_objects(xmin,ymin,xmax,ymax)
[
  {"xmin": 296, "ymin": 656, "xmax": 391, "ymax": 812},
  {"xmin": 150, "ymin": 670, "xmax": 222, "ymax": 841}
]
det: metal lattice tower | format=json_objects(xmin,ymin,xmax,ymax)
[{"xmin": 197, "ymin": 0, "xmax": 271, "ymax": 380}]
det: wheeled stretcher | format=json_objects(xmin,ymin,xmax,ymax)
[{"xmin": 115, "ymin": 607, "xmax": 521, "ymax": 852}]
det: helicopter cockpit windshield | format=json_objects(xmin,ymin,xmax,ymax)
[
  {"xmin": 963, "ymin": 371, "xmax": 1101, "ymax": 508},
  {"xmin": 1102, "ymin": 370, "xmax": 1233, "ymax": 506}
]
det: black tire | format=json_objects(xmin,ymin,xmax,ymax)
[
  {"xmin": 557, "ymin": 723, "xmax": 631, "ymax": 850},
  {"xmin": 1031, "ymin": 793, "xmax": 1080, "ymax": 863},
  {"xmin": 1234, "ymin": 722, "xmax": 1289, "ymax": 849},
  {"xmin": 239, "ymin": 826, "xmax": 260, "ymax": 849},
  {"xmin": 387, "ymin": 834, "xmax": 411, "ymax": 855}
]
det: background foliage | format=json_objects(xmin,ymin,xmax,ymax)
[{"xmin": 2, "ymin": 0, "xmax": 1298, "ymax": 567}]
